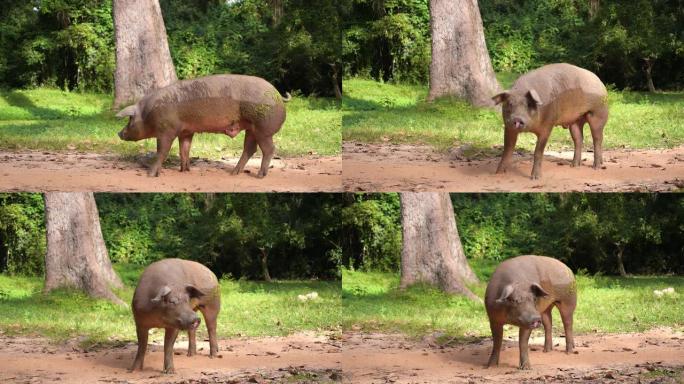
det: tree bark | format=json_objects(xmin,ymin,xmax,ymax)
[
  {"xmin": 113, "ymin": 0, "xmax": 177, "ymax": 108},
  {"xmin": 428, "ymin": 0, "xmax": 501, "ymax": 107},
  {"xmin": 258, "ymin": 247, "xmax": 272, "ymax": 282},
  {"xmin": 616, "ymin": 244, "xmax": 627, "ymax": 277},
  {"xmin": 400, "ymin": 192, "xmax": 479, "ymax": 300},
  {"xmin": 44, "ymin": 193, "xmax": 125, "ymax": 305},
  {"xmin": 589, "ymin": 0, "xmax": 600, "ymax": 19},
  {"xmin": 643, "ymin": 58, "xmax": 656, "ymax": 93}
]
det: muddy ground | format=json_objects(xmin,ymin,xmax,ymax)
[
  {"xmin": 342, "ymin": 142, "xmax": 684, "ymax": 192},
  {"xmin": 0, "ymin": 332, "xmax": 342, "ymax": 384},
  {"xmin": 1, "ymin": 329, "xmax": 682, "ymax": 383},
  {"xmin": 0, "ymin": 151, "xmax": 342, "ymax": 192},
  {"xmin": 342, "ymin": 328, "xmax": 684, "ymax": 384}
]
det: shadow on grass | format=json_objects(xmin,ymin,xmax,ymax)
[
  {"xmin": 232, "ymin": 279, "xmax": 341, "ymax": 295},
  {"xmin": 1, "ymin": 91, "xmax": 70, "ymax": 120},
  {"xmin": 615, "ymin": 91, "xmax": 684, "ymax": 106}
]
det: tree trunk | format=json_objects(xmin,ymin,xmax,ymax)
[
  {"xmin": 643, "ymin": 58, "xmax": 656, "ymax": 93},
  {"xmin": 113, "ymin": 0, "xmax": 177, "ymax": 108},
  {"xmin": 44, "ymin": 193, "xmax": 125, "ymax": 305},
  {"xmin": 400, "ymin": 192, "xmax": 479, "ymax": 300},
  {"xmin": 616, "ymin": 244, "xmax": 627, "ymax": 277},
  {"xmin": 428, "ymin": 0, "xmax": 501, "ymax": 106},
  {"xmin": 258, "ymin": 247, "xmax": 272, "ymax": 282},
  {"xmin": 331, "ymin": 63, "xmax": 342, "ymax": 101},
  {"xmin": 589, "ymin": 0, "xmax": 600, "ymax": 19}
]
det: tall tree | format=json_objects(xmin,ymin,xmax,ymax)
[
  {"xmin": 427, "ymin": 0, "xmax": 500, "ymax": 106},
  {"xmin": 400, "ymin": 192, "xmax": 479, "ymax": 300},
  {"xmin": 113, "ymin": 0, "xmax": 177, "ymax": 108},
  {"xmin": 44, "ymin": 193, "xmax": 124, "ymax": 305}
]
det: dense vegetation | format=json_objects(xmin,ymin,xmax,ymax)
[
  {"xmin": 343, "ymin": 0, "xmax": 684, "ymax": 90},
  {"xmin": 1, "ymin": 193, "xmax": 681, "ymax": 278},
  {"xmin": 0, "ymin": 193, "xmax": 345, "ymax": 279},
  {"xmin": 0, "ymin": 0, "xmax": 342, "ymax": 96},
  {"xmin": 342, "ymin": 193, "xmax": 683, "ymax": 275}
]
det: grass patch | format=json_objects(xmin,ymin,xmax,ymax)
[
  {"xmin": 0, "ymin": 88, "xmax": 341, "ymax": 157},
  {"xmin": 342, "ymin": 260, "xmax": 684, "ymax": 341},
  {"xmin": 0, "ymin": 263, "xmax": 341, "ymax": 346},
  {"xmin": 343, "ymin": 77, "xmax": 684, "ymax": 155}
]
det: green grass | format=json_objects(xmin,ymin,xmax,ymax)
[
  {"xmin": 0, "ymin": 88, "xmax": 341, "ymax": 158},
  {"xmin": 342, "ymin": 261, "xmax": 684, "ymax": 341},
  {"xmin": 343, "ymin": 77, "xmax": 684, "ymax": 155},
  {"xmin": 0, "ymin": 264, "xmax": 341, "ymax": 347}
]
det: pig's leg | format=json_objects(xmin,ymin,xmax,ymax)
[
  {"xmin": 256, "ymin": 135, "xmax": 275, "ymax": 178},
  {"xmin": 558, "ymin": 300, "xmax": 576, "ymax": 353},
  {"xmin": 231, "ymin": 129, "xmax": 257, "ymax": 176},
  {"xmin": 541, "ymin": 306, "xmax": 553, "ymax": 352},
  {"xmin": 496, "ymin": 128, "xmax": 518, "ymax": 174},
  {"xmin": 201, "ymin": 305, "xmax": 220, "ymax": 357},
  {"xmin": 179, "ymin": 133, "xmax": 194, "ymax": 172},
  {"xmin": 587, "ymin": 106, "xmax": 608, "ymax": 170},
  {"xmin": 129, "ymin": 326, "xmax": 149, "ymax": 371},
  {"xmin": 149, "ymin": 135, "xmax": 174, "ymax": 177},
  {"xmin": 162, "ymin": 327, "xmax": 179, "ymax": 374},
  {"xmin": 518, "ymin": 327, "xmax": 533, "ymax": 370},
  {"xmin": 187, "ymin": 328, "xmax": 197, "ymax": 357},
  {"xmin": 486, "ymin": 321, "xmax": 504, "ymax": 367},
  {"xmin": 569, "ymin": 119, "xmax": 584, "ymax": 167},
  {"xmin": 531, "ymin": 129, "xmax": 551, "ymax": 179}
]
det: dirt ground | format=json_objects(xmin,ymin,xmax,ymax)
[
  {"xmin": 342, "ymin": 142, "xmax": 684, "ymax": 192},
  {"xmin": 1, "ymin": 329, "xmax": 682, "ymax": 384},
  {"xmin": 0, "ymin": 332, "xmax": 342, "ymax": 384},
  {"xmin": 342, "ymin": 328, "xmax": 684, "ymax": 384},
  {"xmin": 0, "ymin": 151, "xmax": 342, "ymax": 192}
]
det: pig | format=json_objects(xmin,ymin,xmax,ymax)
[
  {"xmin": 492, "ymin": 63, "xmax": 608, "ymax": 179},
  {"xmin": 484, "ymin": 255, "xmax": 577, "ymax": 370},
  {"xmin": 130, "ymin": 258, "xmax": 221, "ymax": 374},
  {"xmin": 116, "ymin": 74, "xmax": 290, "ymax": 178}
]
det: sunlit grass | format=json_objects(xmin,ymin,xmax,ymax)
[
  {"xmin": 342, "ymin": 77, "xmax": 684, "ymax": 155},
  {"xmin": 0, "ymin": 263, "xmax": 341, "ymax": 347},
  {"xmin": 0, "ymin": 88, "xmax": 341, "ymax": 158},
  {"xmin": 342, "ymin": 260, "xmax": 684, "ymax": 341}
]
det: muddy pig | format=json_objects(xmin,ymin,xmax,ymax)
[
  {"xmin": 492, "ymin": 63, "xmax": 608, "ymax": 179},
  {"xmin": 130, "ymin": 258, "xmax": 221, "ymax": 374},
  {"xmin": 484, "ymin": 255, "xmax": 576, "ymax": 370},
  {"xmin": 116, "ymin": 74, "xmax": 290, "ymax": 178}
]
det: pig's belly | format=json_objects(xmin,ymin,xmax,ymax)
[{"xmin": 177, "ymin": 98, "xmax": 241, "ymax": 133}]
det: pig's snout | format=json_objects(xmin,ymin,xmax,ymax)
[
  {"xmin": 528, "ymin": 316, "xmax": 542, "ymax": 329},
  {"xmin": 178, "ymin": 314, "xmax": 201, "ymax": 330},
  {"xmin": 117, "ymin": 130, "xmax": 124, "ymax": 140},
  {"xmin": 512, "ymin": 117, "xmax": 525, "ymax": 130}
]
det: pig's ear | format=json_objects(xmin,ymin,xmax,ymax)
[
  {"xmin": 492, "ymin": 91, "xmax": 509, "ymax": 105},
  {"xmin": 115, "ymin": 104, "xmax": 137, "ymax": 118},
  {"xmin": 526, "ymin": 89, "xmax": 543, "ymax": 107},
  {"xmin": 496, "ymin": 284, "xmax": 515, "ymax": 303},
  {"xmin": 186, "ymin": 285, "xmax": 205, "ymax": 299},
  {"xmin": 151, "ymin": 285, "xmax": 172, "ymax": 303},
  {"xmin": 530, "ymin": 283, "xmax": 550, "ymax": 297}
]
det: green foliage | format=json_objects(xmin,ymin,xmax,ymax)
[
  {"xmin": 343, "ymin": 78, "xmax": 684, "ymax": 151},
  {"xmin": 343, "ymin": 0, "xmax": 430, "ymax": 83},
  {"xmin": 95, "ymin": 194, "xmax": 344, "ymax": 280},
  {"xmin": 0, "ymin": 267, "xmax": 341, "ymax": 344},
  {"xmin": 345, "ymin": 0, "xmax": 684, "ymax": 90},
  {"xmin": 1, "ymin": 0, "xmax": 341, "ymax": 96},
  {"xmin": 342, "ymin": 264, "xmax": 684, "ymax": 338},
  {"xmin": 341, "ymin": 194, "xmax": 402, "ymax": 271},
  {"xmin": 0, "ymin": 194, "xmax": 45, "ymax": 275},
  {"xmin": 0, "ymin": 88, "xmax": 341, "ymax": 157}
]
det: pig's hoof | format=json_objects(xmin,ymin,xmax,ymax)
[
  {"xmin": 230, "ymin": 169, "xmax": 241, "ymax": 176},
  {"xmin": 543, "ymin": 347, "xmax": 552, "ymax": 353},
  {"xmin": 530, "ymin": 174, "xmax": 540, "ymax": 180},
  {"xmin": 518, "ymin": 362, "xmax": 532, "ymax": 370},
  {"xmin": 187, "ymin": 351, "xmax": 196, "ymax": 357},
  {"xmin": 162, "ymin": 368, "xmax": 176, "ymax": 374},
  {"xmin": 147, "ymin": 170, "xmax": 160, "ymax": 177}
]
